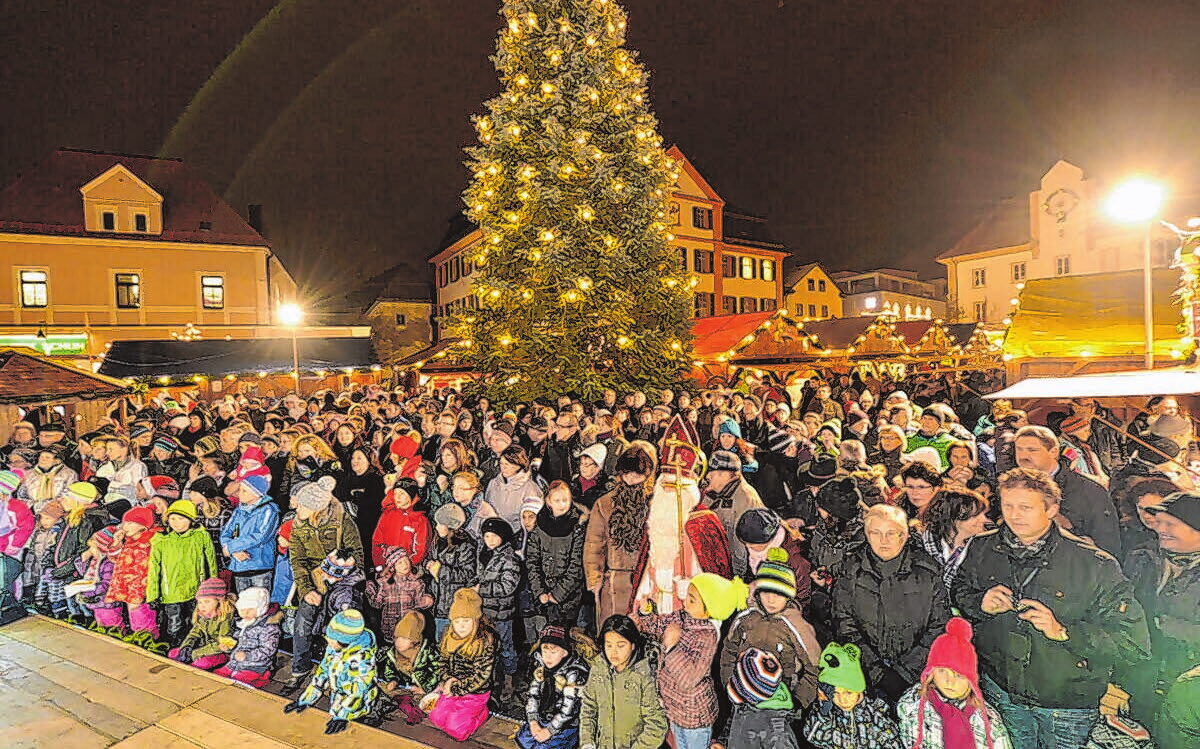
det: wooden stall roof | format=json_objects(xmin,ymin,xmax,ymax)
[{"xmin": 0, "ymin": 349, "xmax": 130, "ymax": 405}]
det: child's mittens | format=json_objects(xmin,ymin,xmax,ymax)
[
  {"xmin": 217, "ymin": 636, "xmax": 237, "ymax": 652},
  {"xmin": 324, "ymin": 719, "xmax": 349, "ymax": 735},
  {"xmin": 173, "ymin": 646, "xmax": 194, "ymax": 663},
  {"xmin": 282, "ymin": 701, "xmax": 307, "ymax": 714}
]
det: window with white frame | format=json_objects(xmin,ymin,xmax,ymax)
[
  {"xmin": 201, "ymin": 275, "xmax": 225, "ymax": 310},
  {"xmin": 1011, "ymin": 262, "xmax": 1026, "ymax": 282},
  {"xmin": 1055, "ymin": 256, "xmax": 1071, "ymax": 276},
  {"xmin": 115, "ymin": 273, "xmax": 140, "ymax": 309},
  {"xmin": 19, "ymin": 270, "xmax": 47, "ymax": 308},
  {"xmin": 972, "ymin": 268, "xmax": 987, "ymax": 288},
  {"xmin": 974, "ymin": 301, "xmax": 987, "ymax": 322}
]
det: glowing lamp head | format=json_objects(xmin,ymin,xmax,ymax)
[
  {"xmin": 1105, "ymin": 178, "xmax": 1166, "ymax": 224},
  {"xmin": 277, "ymin": 303, "xmax": 304, "ymax": 327},
  {"xmin": 864, "ymin": 296, "xmax": 877, "ymax": 310}
]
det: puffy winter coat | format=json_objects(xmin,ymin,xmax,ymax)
[
  {"xmin": 179, "ymin": 611, "xmax": 235, "ymax": 659},
  {"xmin": 107, "ymin": 527, "xmax": 160, "ymax": 603},
  {"xmin": 431, "ymin": 532, "xmax": 478, "ymax": 619},
  {"xmin": 578, "ymin": 656, "xmax": 667, "ymax": 749},
  {"xmin": 1125, "ymin": 544, "xmax": 1200, "ymax": 710},
  {"xmin": 371, "ymin": 502, "xmax": 431, "ymax": 567},
  {"xmin": 526, "ymin": 505, "xmax": 587, "ymax": 618},
  {"xmin": 485, "ymin": 470, "xmax": 543, "ymax": 529},
  {"xmin": 802, "ymin": 694, "xmax": 903, "ymax": 749},
  {"xmin": 289, "ymin": 510, "xmax": 364, "ymax": 601},
  {"xmin": 831, "ymin": 543, "xmax": 952, "ymax": 684},
  {"xmin": 477, "ymin": 542, "xmax": 520, "ymax": 622},
  {"xmin": 525, "ymin": 651, "xmax": 589, "ymax": 735},
  {"xmin": 229, "ymin": 612, "xmax": 282, "ymax": 674},
  {"xmin": 146, "ymin": 526, "xmax": 218, "ymax": 604},
  {"xmin": 298, "ymin": 634, "xmax": 379, "ymax": 721},
  {"xmin": 953, "ymin": 524, "xmax": 1150, "ymax": 709},
  {"xmin": 219, "ymin": 498, "xmax": 279, "ymax": 573},
  {"xmin": 437, "ymin": 629, "xmax": 495, "ymax": 695},
  {"xmin": 721, "ymin": 601, "xmax": 822, "ymax": 710}
]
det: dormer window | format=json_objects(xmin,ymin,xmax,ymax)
[
  {"xmin": 134, "ymin": 214, "xmax": 148, "ymax": 232},
  {"xmin": 102, "ymin": 212, "xmax": 115, "ymax": 231},
  {"xmin": 79, "ymin": 164, "xmax": 163, "ymax": 234}
]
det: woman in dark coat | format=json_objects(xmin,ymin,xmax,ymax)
[{"xmin": 335, "ymin": 446, "xmax": 386, "ymax": 547}]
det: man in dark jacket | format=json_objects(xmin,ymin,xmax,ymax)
[
  {"xmin": 538, "ymin": 413, "xmax": 580, "ymax": 485},
  {"xmin": 739, "ymin": 395, "xmax": 771, "ymax": 449},
  {"xmin": 1015, "ymin": 425, "xmax": 1121, "ymax": 555},
  {"xmin": 832, "ymin": 503, "xmax": 951, "ymax": 702},
  {"xmin": 1125, "ymin": 491, "xmax": 1200, "ymax": 735},
  {"xmin": 954, "ymin": 467, "xmax": 1150, "ymax": 749}
]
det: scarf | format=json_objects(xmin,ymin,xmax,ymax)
[
  {"xmin": 928, "ymin": 689, "xmax": 978, "ymax": 749},
  {"xmin": 608, "ymin": 481, "xmax": 650, "ymax": 553},
  {"xmin": 537, "ymin": 652, "xmax": 569, "ymax": 711},
  {"xmin": 704, "ymin": 477, "xmax": 740, "ymax": 511},
  {"xmin": 391, "ymin": 641, "xmax": 421, "ymax": 676},
  {"xmin": 440, "ymin": 622, "xmax": 486, "ymax": 657},
  {"xmin": 1000, "ymin": 524, "xmax": 1050, "ymax": 562},
  {"xmin": 1159, "ymin": 548, "xmax": 1200, "ymax": 593},
  {"xmin": 536, "ymin": 505, "xmax": 578, "ymax": 538},
  {"xmin": 35, "ymin": 464, "xmax": 60, "ymax": 499}
]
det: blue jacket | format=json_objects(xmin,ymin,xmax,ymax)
[{"xmin": 219, "ymin": 498, "xmax": 279, "ymax": 573}]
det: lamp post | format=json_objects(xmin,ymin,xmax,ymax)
[
  {"xmin": 277, "ymin": 303, "xmax": 304, "ymax": 395},
  {"xmin": 1105, "ymin": 178, "xmax": 1166, "ymax": 369}
]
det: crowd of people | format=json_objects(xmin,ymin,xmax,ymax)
[{"xmin": 0, "ymin": 373, "xmax": 1195, "ymax": 749}]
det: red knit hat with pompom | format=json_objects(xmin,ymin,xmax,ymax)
[{"xmin": 922, "ymin": 616, "xmax": 978, "ymax": 686}]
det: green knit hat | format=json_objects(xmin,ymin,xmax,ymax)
[
  {"xmin": 688, "ymin": 574, "xmax": 749, "ymax": 621},
  {"xmin": 818, "ymin": 642, "xmax": 866, "ymax": 693},
  {"xmin": 754, "ymin": 548, "xmax": 796, "ymax": 600}
]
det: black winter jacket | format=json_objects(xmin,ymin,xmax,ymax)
[
  {"xmin": 477, "ymin": 542, "xmax": 521, "ymax": 622},
  {"xmin": 526, "ymin": 506, "xmax": 587, "ymax": 622},
  {"xmin": 1053, "ymin": 459, "xmax": 1121, "ymax": 556}
]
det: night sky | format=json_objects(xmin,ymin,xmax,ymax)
[{"xmin": 4, "ymin": 1, "xmax": 1200, "ymax": 309}]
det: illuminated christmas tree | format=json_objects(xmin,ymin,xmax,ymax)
[{"xmin": 447, "ymin": 0, "xmax": 694, "ymax": 402}]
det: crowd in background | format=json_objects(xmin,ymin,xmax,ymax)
[{"xmin": 0, "ymin": 369, "xmax": 1194, "ymax": 748}]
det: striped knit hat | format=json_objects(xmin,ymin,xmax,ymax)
[
  {"xmin": 152, "ymin": 435, "xmax": 181, "ymax": 454},
  {"xmin": 0, "ymin": 469, "xmax": 23, "ymax": 496},
  {"xmin": 753, "ymin": 547, "xmax": 796, "ymax": 600},
  {"xmin": 728, "ymin": 648, "xmax": 783, "ymax": 705},
  {"xmin": 196, "ymin": 577, "xmax": 227, "ymax": 599},
  {"xmin": 326, "ymin": 608, "xmax": 373, "ymax": 648}
]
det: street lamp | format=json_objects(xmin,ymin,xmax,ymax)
[
  {"xmin": 1105, "ymin": 178, "xmax": 1166, "ymax": 369},
  {"xmin": 277, "ymin": 303, "xmax": 304, "ymax": 395}
]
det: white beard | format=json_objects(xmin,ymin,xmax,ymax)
[{"xmin": 640, "ymin": 474, "xmax": 701, "ymax": 611}]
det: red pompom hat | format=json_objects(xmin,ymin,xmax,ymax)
[{"xmin": 913, "ymin": 617, "xmax": 996, "ymax": 749}]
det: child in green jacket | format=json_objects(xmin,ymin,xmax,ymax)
[
  {"xmin": 378, "ymin": 611, "xmax": 441, "ymax": 724},
  {"xmin": 169, "ymin": 576, "xmax": 235, "ymax": 671},
  {"xmin": 146, "ymin": 500, "xmax": 219, "ymax": 647}
]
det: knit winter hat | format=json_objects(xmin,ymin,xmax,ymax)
[
  {"xmin": 152, "ymin": 435, "xmax": 181, "ymax": 454},
  {"xmin": 194, "ymin": 435, "xmax": 220, "ymax": 455},
  {"xmin": 239, "ymin": 473, "xmax": 271, "ymax": 499},
  {"xmin": 753, "ymin": 548, "xmax": 796, "ymax": 600},
  {"xmin": 481, "ymin": 516, "xmax": 514, "ymax": 545},
  {"xmin": 188, "ymin": 476, "xmax": 222, "ymax": 500},
  {"xmin": 320, "ymin": 550, "xmax": 357, "ymax": 580},
  {"xmin": 294, "ymin": 475, "xmax": 336, "ymax": 511},
  {"xmin": 196, "ymin": 577, "xmax": 228, "ymax": 599},
  {"xmin": 537, "ymin": 624, "xmax": 571, "ymax": 651},
  {"xmin": 448, "ymin": 587, "xmax": 483, "ymax": 621},
  {"xmin": 394, "ymin": 611, "xmax": 425, "ymax": 643},
  {"xmin": 736, "ymin": 508, "xmax": 782, "ymax": 545},
  {"xmin": 0, "ymin": 469, "xmax": 23, "ymax": 496},
  {"xmin": 688, "ymin": 573, "xmax": 749, "ymax": 621},
  {"xmin": 129, "ymin": 425, "xmax": 152, "ymax": 440},
  {"xmin": 434, "ymin": 502, "xmax": 466, "ymax": 531},
  {"xmin": 237, "ymin": 432, "xmax": 263, "ymax": 446},
  {"xmin": 326, "ymin": 608, "xmax": 367, "ymax": 644},
  {"xmin": 903, "ymin": 447, "xmax": 943, "ymax": 471},
  {"xmin": 815, "ymin": 477, "xmax": 863, "ymax": 522},
  {"xmin": 816, "ymin": 419, "xmax": 842, "ymax": 440},
  {"xmin": 520, "ymin": 496, "xmax": 545, "ymax": 517},
  {"xmin": 140, "ymin": 475, "xmax": 181, "ymax": 500},
  {"xmin": 122, "ymin": 506, "xmax": 155, "ymax": 529},
  {"xmin": 1147, "ymin": 491, "xmax": 1200, "ymax": 532},
  {"xmin": 235, "ymin": 586, "xmax": 269, "ymax": 618},
  {"xmin": 391, "ymin": 477, "xmax": 419, "ymax": 503},
  {"xmin": 818, "ymin": 642, "xmax": 866, "ymax": 693},
  {"xmin": 728, "ymin": 648, "xmax": 783, "ymax": 705},
  {"xmin": 766, "ymin": 428, "xmax": 796, "ymax": 453},
  {"xmin": 383, "ymin": 546, "xmax": 410, "ymax": 571},
  {"xmin": 709, "ymin": 450, "xmax": 742, "ymax": 474},
  {"xmin": 923, "ymin": 617, "xmax": 978, "ymax": 686},
  {"xmin": 165, "ymin": 499, "xmax": 197, "ymax": 522},
  {"xmin": 63, "ymin": 481, "xmax": 99, "ymax": 507},
  {"xmin": 717, "ymin": 418, "xmax": 742, "ymax": 440},
  {"xmin": 580, "ymin": 442, "xmax": 607, "ymax": 469},
  {"xmin": 90, "ymin": 525, "xmax": 118, "ymax": 555}
]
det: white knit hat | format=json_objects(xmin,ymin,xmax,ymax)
[{"xmin": 295, "ymin": 475, "xmax": 337, "ymax": 512}]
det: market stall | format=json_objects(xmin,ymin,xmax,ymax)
[{"xmin": 0, "ymin": 347, "xmax": 131, "ymax": 436}]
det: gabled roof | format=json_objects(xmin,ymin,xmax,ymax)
[
  {"xmin": 938, "ymin": 197, "xmax": 1030, "ymax": 262},
  {"xmin": 665, "ymin": 146, "xmax": 723, "ymax": 203},
  {"xmin": 0, "ymin": 349, "xmax": 129, "ymax": 405},
  {"xmin": 783, "ymin": 261, "xmax": 839, "ymax": 292},
  {"xmin": 691, "ymin": 311, "xmax": 775, "ymax": 358},
  {"xmin": 0, "ymin": 149, "xmax": 267, "ymax": 247}
]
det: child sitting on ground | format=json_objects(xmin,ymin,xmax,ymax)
[
  {"xmin": 146, "ymin": 500, "xmax": 219, "ymax": 646},
  {"xmin": 725, "ymin": 648, "xmax": 799, "ymax": 749},
  {"xmin": 517, "ymin": 624, "xmax": 592, "ymax": 749},
  {"xmin": 379, "ymin": 611, "xmax": 442, "ymax": 725},
  {"xmin": 802, "ymin": 642, "xmax": 902, "ymax": 749},
  {"xmin": 214, "ymin": 586, "xmax": 281, "ymax": 688},
  {"xmin": 639, "ymin": 573, "xmax": 748, "ymax": 749},
  {"xmin": 424, "ymin": 588, "xmax": 495, "ymax": 741},
  {"xmin": 284, "ymin": 608, "xmax": 382, "ymax": 735},
  {"xmin": 366, "ymin": 546, "xmax": 433, "ymax": 648},
  {"xmin": 169, "ymin": 577, "xmax": 235, "ymax": 671},
  {"xmin": 107, "ymin": 506, "xmax": 162, "ymax": 641}
]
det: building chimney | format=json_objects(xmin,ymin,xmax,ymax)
[{"xmin": 247, "ymin": 204, "xmax": 265, "ymax": 237}]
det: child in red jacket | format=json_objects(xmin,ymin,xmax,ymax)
[
  {"xmin": 107, "ymin": 506, "xmax": 162, "ymax": 638},
  {"xmin": 372, "ymin": 478, "xmax": 431, "ymax": 568}
]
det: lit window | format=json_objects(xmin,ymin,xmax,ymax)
[
  {"xmin": 1055, "ymin": 256, "xmax": 1071, "ymax": 276},
  {"xmin": 972, "ymin": 268, "xmax": 987, "ymax": 288},
  {"xmin": 1011, "ymin": 262, "xmax": 1026, "ymax": 282},
  {"xmin": 740, "ymin": 256, "xmax": 756, "ymax": 279},
  {"xmin": 974, "ymin": 301, "xmax": 987, "ymax": 322},
  {"xmin": 760, "ymin": 259, "xmax": 775, "ymax": 281},
  {"xmin": 20, "ymin": 270, "xmax": 47, "ymax": 308},
  {"xmin": 201, "ymin": 276, "xmax": 224, "ymax": 310},
  {"xmin": 115, "ymin": 273, "xmax": 140, "ymax": 309}
]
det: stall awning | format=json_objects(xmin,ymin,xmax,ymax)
[
  {"xmin": 986, "ymin": 367, "xmax": 1200, "ymax": 399},
  {"xmin": 1004, "ymin": 269, "xmax": 1185, "ymax": 360},
  {"xmin": 98, "ymin": 337, "xmax": 376, "ymax": 378},
  {"xmin": 691, "ymin": 311, "xmax": 776, "ymax": 359},
  {"xmin": 0, "ymin": 349, "xmax": 130, "ymax": 405}
]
